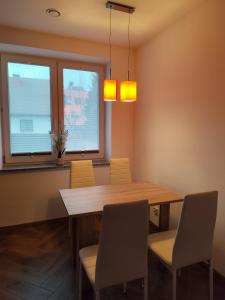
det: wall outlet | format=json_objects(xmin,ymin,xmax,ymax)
[{"xmin": 153, "ymin": 206, "xmax": 159, "ymax": 217}]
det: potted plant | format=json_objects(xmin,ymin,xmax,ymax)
[{"xmin": 49, "ymin": 129, "xmax": 68, "ymax": 166}]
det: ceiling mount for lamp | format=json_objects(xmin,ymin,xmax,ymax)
[
  {"xmin": 105, "ymin": 1, "xmax": 135, "ymax": 14},
  {"xmin": 104, "ymin": 1, "xmax": 119, "ymax": 101},
  {"xmin": 104, "ymin": 1, "xmax": 137, "ymax": 103}
]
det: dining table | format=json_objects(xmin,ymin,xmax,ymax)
[{"xmin": 59, "ymin": 181, "xmax": 183, "ymax": 292}]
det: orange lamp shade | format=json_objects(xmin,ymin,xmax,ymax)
[
  {"xmin": 120, "ymin": 80, "xmax": 137, "ymax": 102},
  {"xmin": 104, "ymin": 79, "xmax": 118, "ymax": 101}
]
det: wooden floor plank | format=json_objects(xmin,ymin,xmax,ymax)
[
  {"xmin": 0, "ymin": 219, "xmax": 224, "ymax": 300},
  {"xmin": 0, "ymin": 289, "xmax": 25, "ymax": 300},
  {"xmin": 6, "ymin": 280, "xmax": 52, "ymax": 300}
]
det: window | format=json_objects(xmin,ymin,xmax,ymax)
[
  {"xmin": 63, "ymin": 68, "xmax": 99, "ymax": 152},
  {"xmin": 1, "ymin": 54, "xmax": 105, "ymax": 165},
  {"xmin": 20, "ymin": 120, "xmax": 34, "ymax": 133},
  {"xmin": 8, "ymin": 62, "xmax": 52, "ymax": 154}
]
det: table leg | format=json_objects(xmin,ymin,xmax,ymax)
[
  {"xmin": 70, "ymin": 217, "xmax": 78, "ymax": 266},
  {"xmin": 159, "ymin": 203, "xmax": 170, "ymax": 231},
  {"xmin": 69, "ymin": 217, "xmax": 79, "ymax": 299}
]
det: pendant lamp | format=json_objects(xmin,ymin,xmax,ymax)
[
  {"xmin": 120, "ymin": 10, "xmax": 137, "ymax": 102},
  {"xmin": 104, "ymin": 4, "xmax": 118, "ymax": 101}
]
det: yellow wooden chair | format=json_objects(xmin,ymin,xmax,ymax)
[
  {"xmin": 69, "ymin": 160, "xmax": 96, "ymax": 237},
  {"xmin": 110, "ymin": 158, "xmax": 132, "ymax": 185},
  {"xmin": 70, "ymin": 160, "xmax": 95, "ymax": 188}
]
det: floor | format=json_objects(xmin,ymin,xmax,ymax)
[{"xmin": 0, "ymin": 219, "xmax": 225, "ymax": 300}]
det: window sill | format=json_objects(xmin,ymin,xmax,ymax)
[{"xmin": 0, "ymin": 159, "xmax": 109, "ymax": 173}]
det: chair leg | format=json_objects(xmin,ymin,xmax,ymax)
[
  {"xmin": 177, "ymin": 269, "xmax": 181, "ymax": 278},
  {"xmin": 172, "ymin": 270, "xmax": 177, "ymax": 300},
  {"xmin": 68, "ymin": 218, "xmax": 72, "ymax": 237},
  {"xmin": 78, "ymin": 260, "xmax": 82, "ymax": 300},
  {"xmin": 209, "ymin": 259, "xmax": 213, "ymax": 300},
  {"xmin": 96, "ymin": 290, "xmax": 100, "ymax": 300},
  {"xmin": 144, "ymin": 276, "xmax": 148, "ymax": 300},
  {"xmin": 123, "ymin": 283, "xmax": 127, "ymax": 294}
]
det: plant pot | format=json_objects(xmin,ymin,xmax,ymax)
[{"xmin": 57, "ymin": 156, "xmax": 65, "ymax": 166}]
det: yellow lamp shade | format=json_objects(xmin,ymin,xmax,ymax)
[
  {"xmin": 104, "ymin": 79, "xmax": 118, "ymax": 101},
  {"xmin": 120, "ymin": 80, "xmax": 137, "ymax": 102}
]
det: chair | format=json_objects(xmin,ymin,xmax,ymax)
[
  {"xmin": 69, "ymin": 160, "xmax": 96, "ymax": 236},
  {"xmin": 70, "ymin": 160, "xmax": 95, "ymax": 188},
  {"xmin": 78, "ymin": 200, "xmax": 149, "ymax": 300},
  {"xmin": 110, "ymin": 158, "xmax": 132, "ymax": 185},
  {"xmin": 148, "ymin": 191, "xmax": 218, "ymax": 300}
]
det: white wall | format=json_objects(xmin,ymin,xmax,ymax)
[{"xmin": 135, "ymin": 0, "xmax": 225, "ymax": 276}]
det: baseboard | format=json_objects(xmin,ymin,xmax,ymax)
[{"xmin": 200, "ymin": 261, "xmax": 225, "ymax": 281}]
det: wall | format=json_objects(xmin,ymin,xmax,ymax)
[
  {"xmin": 135, "ymin": 0, "xmax": 225, "ymax": 276},
  {"xmin": 0, "ymin": 167, "xmax": 109, "ymax": 227},
  {"xmin": 0, "ymin": 26, "xmax": 135, "ymax": 227}
]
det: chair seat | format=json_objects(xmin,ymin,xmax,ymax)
[
  {"xmin": 79, "ymin": 245, "xmax": 98, "ymax": 284},
  {"xmin": 148, "ymin": 230, "xmax": 176, "ymax": 265}
]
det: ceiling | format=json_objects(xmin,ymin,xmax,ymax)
[{"xmin": 0, "ymin": 0, "xmax": 205, "ymax": 47}]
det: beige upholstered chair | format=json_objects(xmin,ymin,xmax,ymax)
[
  {"xmin": 110, "ymin": 158, "xmax": 132, "ymax": 185},
  {"xmin": 70, "ymin": 160, "xmax": 95, "ymax": 188},
  {"xmin": 109, "ymin": 158, "xmax": 135, "ymax": 292},
  {"xmin": 148, "ymin": 191, "xmax": 218, "ymax": 300},
  {"xmin": 79, "ymin": 200, "xmax": 149, "ymax": 300}
]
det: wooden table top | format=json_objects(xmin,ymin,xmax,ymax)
[{"xmin": 60, "ymin": 181, "xmax": 183, "ymax": 217}]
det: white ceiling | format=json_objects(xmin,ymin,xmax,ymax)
[{"xmin": 0, "ymin": 0, "xmax": 205, "ymax": 47}]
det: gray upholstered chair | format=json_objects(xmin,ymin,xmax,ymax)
[
  {"xmin": 148, "ymin": 191, "xmax": 218, "ymax": 300},
  {"xmin": 78, "ymin": 200, "xmax": 149, "ymax": 300}
]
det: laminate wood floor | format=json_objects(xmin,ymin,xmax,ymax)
[{"xmin": 0, "ymin": 219, "xmax": 224, "ymax": 300}]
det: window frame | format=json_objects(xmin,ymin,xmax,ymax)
[
  {"xmin": 1, "ymin": 53, "xmax": 58, "ymax": 165},
  {"xmin": 0, "ymin": 53, "xmax": 106, "ymax": 166},
  {"xmin": 57, "ymin": 60, "xmax": 105, "ymax": 161}
]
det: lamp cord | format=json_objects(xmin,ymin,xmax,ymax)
[
  {"xmin": 109, "ymin": 7, "xmax": 112, "ymax": 80},
  {"xmin": 128, "ymin": 12, "xmax": 131, "ymax": 80}
]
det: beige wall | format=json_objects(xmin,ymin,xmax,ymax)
[
  {"xmin": 135, "ymin": 0, "xmax": 225, "ymax": 276},
  {"xmin": 0, "ymin": 26, "xmax": 135, "ymax": 227},
  {"xmin": 0, "ymin": 167, "xmax": 110, "ymax": 227}
]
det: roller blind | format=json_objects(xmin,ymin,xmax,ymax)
[
  {"xmin": 7, "ymin": 62, "xmax": 52, "ymax": 154},
  {"xmin": 63, "ymin": 68, "xmax": 99, "ymax": 152}
]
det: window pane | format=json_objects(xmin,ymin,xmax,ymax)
[
  {"xmin": 63, "ymin": 68, "xmax": 99, "ymax": 152},
  {"xmin": 7, "ymin": 62, "xmax": 52, "ymax": 154}
]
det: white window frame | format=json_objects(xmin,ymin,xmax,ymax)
[
  {"xmin": 0, "ymin": 53, "xmax": 106, "ymax": 166},
  {"xmin": 1, "ymin": 54, "xmax": 58, "ymax": 165},
  {"xmin": 57, "ymin": 60, "xmax": 105, "ymax": 162}
]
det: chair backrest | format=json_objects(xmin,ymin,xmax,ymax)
[
  {"xmin": 110, "ymin": 158, "xmax": 132, "ymax": 185},
  {"xmin": 173, "ymin": 191, "xmax": 218, "ymax": 269},
  {"xmin": 70, "ymin": 160, "xmax": 95, "ymax": 188},
  {"xmin": 95, "ymin": 200, "xmax": 149, "ymax": 290}
]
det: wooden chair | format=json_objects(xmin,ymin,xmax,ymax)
[
  {"xmin": 148, "ymin": 191, "xmax": 218, "ymax": 300},
  {"xmin": 70, "ymin": 160, "xmax": 95, "ymax": 188},
  {"xmin": 69, "ymin": 160, "xmax": 96, "ymax": 236},
  {"xmin": 78, "ymin": 200, "xmax": 149, "ymax": 300},
  {"xmin": 110, "ymin": 158, "xmax": 132, "ymax": 185}
]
